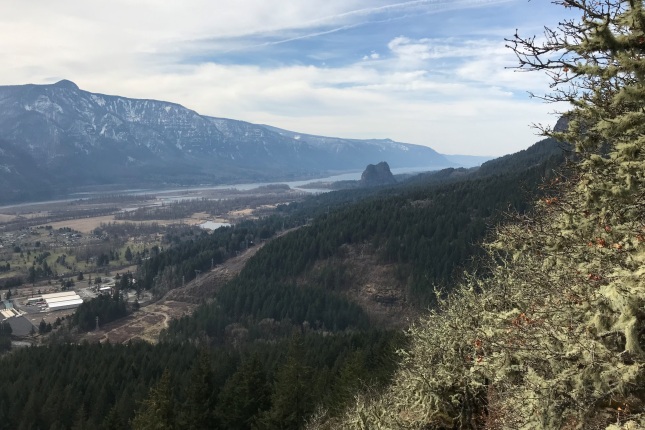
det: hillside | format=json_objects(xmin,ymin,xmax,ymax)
[
  {"xmin": 0, "ymin": 115, "xmax": 567, "ymax": 429},
  {"xmin": 0, "ymin": 80, "xmax": 454, "ymax": 203},
  {"xmin": 314, "ymin": 2, "xmax": 645, "ymax": 429}
]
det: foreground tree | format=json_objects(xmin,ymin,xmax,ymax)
[
  {"xmin": 131, "ymin": 370, "xmax": 176, "ymax": 430},
  {"xmin": 317, "ymin": 1, "xmax": 645, "ymax": 429},
  {"xmin": 217, "ymin": 354, "xmax": 270, "ymax": 429},
  {"xmin": 183, "ymin": 350, "xmax": 215, "ymax": 430}
]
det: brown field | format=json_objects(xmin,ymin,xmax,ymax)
[
  {"xmin": 229, "ymin": 208, "xmax": 254, "ymax": 217},
  {"xmin": 42, "ymin": 215, "xmax": 117, "ymax": 233},
  {"xmin": 82, "ymin": 301, "xmax": 197, "ymax": 344},
  {"xmin": 40, "ymin": 215, "xmax": 222, "ymax": 234}
]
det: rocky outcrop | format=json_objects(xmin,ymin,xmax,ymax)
[{"xmin": 360, "ymin": 162, "xmax": 396, "ymax": 187}]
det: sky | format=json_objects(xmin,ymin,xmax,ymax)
[{"xmin": 0, "ymin": 0, "xmax": 575, "ymax": 156}]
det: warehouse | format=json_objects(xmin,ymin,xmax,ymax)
[
  {"xmin": 41, "ymin": 291, "xmax": 78, "ymax": 300},
  {"xmin": 27, "ymin": 291, "xmax": 77, "ymax": 306},
  {"xmin": 42, "ymin": 291, "xmax": 83, "ymax": 311},
  {"xmin": 46, "ymin": 298, "xmax": 84, "ymax": 311},
  {"xmin": 45, "ymin": 295, "xmax": 81, "ymax": 304}
]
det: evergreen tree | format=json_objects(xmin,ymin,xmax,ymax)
[
  {"xmin": 183, "ymin": 350, "xmax": 215, "ymax": 430},
  {"xmin": 71, "ymin": 408, "xmax": 89, "ymax": 430},
  {"xmin": 324, "ymin": 1, "xmax": 645, "ymax": 428},
  {"xmin": 262, "ymin": 334, "xmax": 313, "ymax": 429},
  {"xmin": 125, "ymin": 247, "xmax": 133, "ymax": 263},
  {"xmin": 102, "ymin": 405, "xmax": 126, "ymax": 430},
  {"xmin": 131, "ymin": 370, "xmax": 176, "ymax": 430},
  {"xmin": 0, "ymin": 321, "xmax": 11, "ymax": 337},
  {"xmin": 38, "ymin": 319, "xmax": 46, "ymax": 335},
  {"xmin": 217, "ymin": 354, "xmax": 270, "ymax": 430}
]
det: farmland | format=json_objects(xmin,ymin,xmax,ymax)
[{"xmin": 0, "ymin": 184, "xmax": 308, "ymax": 339}]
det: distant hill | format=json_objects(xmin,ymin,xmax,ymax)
[
  {"xmin": 476, "ymin": 137, "xmax": 567, "ymax": 177},
  {"xmin": 441, "ymin": 154, "xmax": 493, "ymax": 167},
  {"xmin": 261, "ymin": 124, "xmax": 455, "ymax": 171},
  {"xmin": 0, "ymin": 80, "xmax": 455, "ymax": 203}
]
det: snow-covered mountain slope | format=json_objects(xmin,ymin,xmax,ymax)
[
  {"xmin": 0, "ymin": 80, "xmax": 454, "ymax": 202},
  {"xmin": 260, "ymin": 125, "xmax": 454, "ymax": 170}
]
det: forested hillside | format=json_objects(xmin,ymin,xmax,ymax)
[
  {"xmin": 0, "ymin": 119, "xmax": 568, "ymax": 429},
  {"xmin": 317, "ymin": 1, "xmax": 645, "ymax": 428},
  {"xmin": 0, "ymin": 330, "xmax": 403, "ymax": 429},
  {"xmin": 235, "ymin": 136, "xmax": 564, "ymax": 305}
]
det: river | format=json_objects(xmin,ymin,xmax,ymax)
[{"xmin": 0, "ymin": 166, "xmax": 442, "ymax": 212}]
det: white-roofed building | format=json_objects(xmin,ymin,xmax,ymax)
[
  {"xmin": 46, "ymin": 298, "xmax": 83, "ymax": 311},
  {"xmin": 45, "ymin": 295, "xmax": 81, "ymax": 304},
  {"xmin": 42, "ymin": 291, "xmax": 83, "ymax": 311},
  {"xmin": 41, "ymin": 291, "xmax": 77, "ymax": 300}
]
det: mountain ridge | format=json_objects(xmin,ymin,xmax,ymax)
[{"xmin": 0, "ymin": 80, "xmax": 456, "ymax": 203}]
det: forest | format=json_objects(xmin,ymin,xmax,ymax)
[
  {"xmin": 0, "ymin": 127, "xmax": 564, "ymax": 430},
  {"xmin": 313, "ymin": 1, "xmax": 645, "ymax": 428},
  {"xmin": 0, "ymin": 330, "xmax": 404, "ymax": 429}
]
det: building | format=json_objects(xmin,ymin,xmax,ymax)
[
  {"xmin": 46, "ymin": 298, "xmax": 83, "ymax": 311},
  {"xmin": 40, "ymin": 291, "xmax": 83, "ymax": 311}
]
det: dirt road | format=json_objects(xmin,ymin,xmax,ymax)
[{"xmin": 81, "ymin": 244, "xmax": 264, "ymax": 344}]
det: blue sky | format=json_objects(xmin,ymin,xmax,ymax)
[{"xmin": 0, "ymin": 0, "xmax": 575, "ymax": 156}]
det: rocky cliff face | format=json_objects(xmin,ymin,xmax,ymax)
[
  {"xmin": 0, "ymin": 80, "xmax": 453, "ymax": 202},
  {"xmin": 360, "ymin": 162, "xmax": 396, "ymax": 187}
]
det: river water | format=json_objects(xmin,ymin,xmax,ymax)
[{"xmin": 0, "ymin": 166, "xmax": 441, "ymax": 212}]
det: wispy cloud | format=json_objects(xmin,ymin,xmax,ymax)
[
  {"xmin": 0, "ymin": 0, "xmax": 566, "ymax": 156},
  {"xmin": 305, "ymin": 0, "xmax": 517, "ymax": 25},
  {"xmin": 182, "ymin": 0, "xmax": 518, "ymax": 57}
]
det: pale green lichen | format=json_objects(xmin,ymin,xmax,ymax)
[{"xmin": 309, "ymin": 1, "xmax": 645, "ymax": 429}]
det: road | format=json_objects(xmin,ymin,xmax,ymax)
[{"xmin": 80, "ymin": 243, "xmax": 264, "ymax": 344}]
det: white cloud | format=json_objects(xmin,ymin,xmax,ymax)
[
  {"xmin": 387, "ymin": 36, "xmax": 433, "ymax": 66},
  {"xmin": 0, "ymin": 0, "xmax": 567, "ymax": 156},
  {"xmin": 363, "ymin": 51, "xmax": 381, "ymax": 60},
  {"xmin": 67, "ymin": 53, "xmax": 555, "ymax": 156}
]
